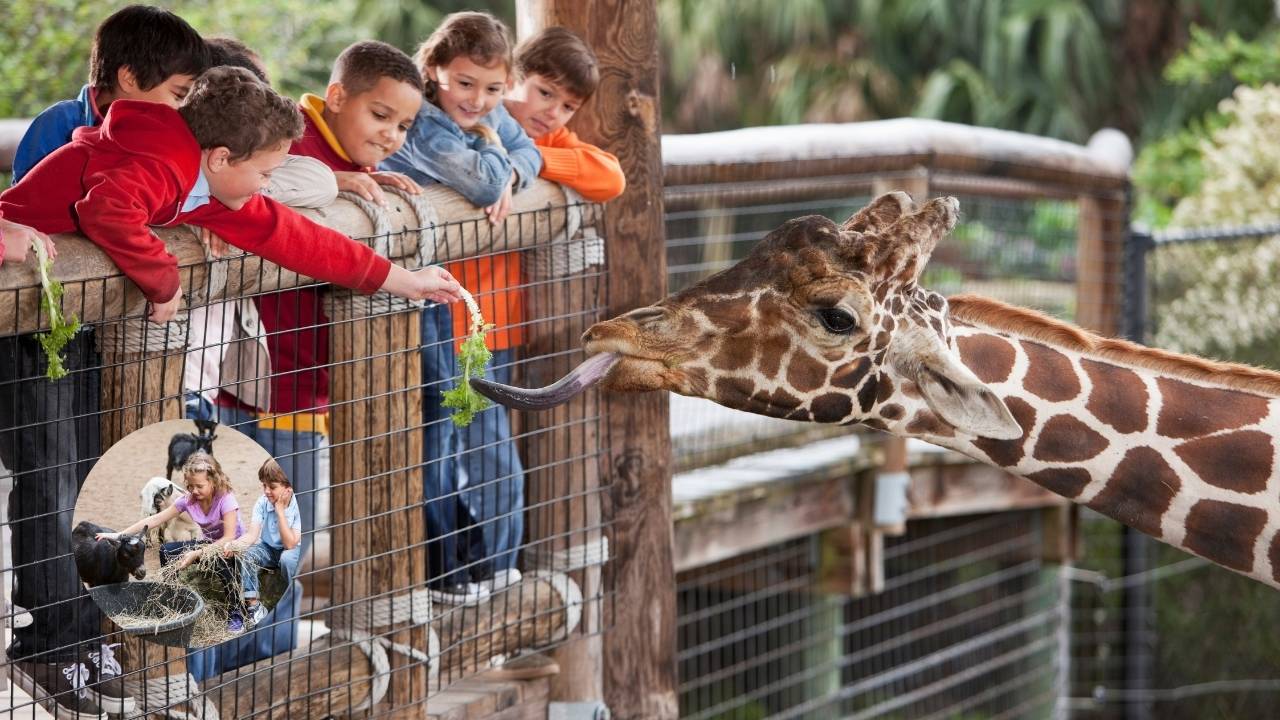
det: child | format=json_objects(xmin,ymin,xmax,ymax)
[
  {"xmin": 212, "ymin": 40, "xmax": 426, "ymax": 561},
  {"xmin": 12, "ymin": 5, "xmax": 208, "ymax": 183},
  {"xmin": 381, "ymin": 11, "xmax": 542, "ymax": 602},
  {"xmin": 107, "ymin": 451, "xmax": 246, "ymax": 630},
  {"xmin": 0, "ymin": 66, "xmax": 463, "ymax": 324},
  {"xmin": 504, "ymin": 27, "xmax": 626, "ymax": 202},
  {"xmin": 0, "ymin": 7, "xmax": 203, "ymax": 715},
  {"xmin": 225, "ymin": 459, "xmax": 301, "ymax": 629}
]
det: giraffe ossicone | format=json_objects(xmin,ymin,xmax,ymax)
[{"xmin": 473, "ymin": 192, "xmax": 1280, "ymax": 589}]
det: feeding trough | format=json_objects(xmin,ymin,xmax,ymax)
[{"xmin": 91, "ymin": 581, "xmax": 205, "ymax": 648}]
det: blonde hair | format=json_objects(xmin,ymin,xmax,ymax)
[
  {"xmin": 182, "ymin": 451, "xmax": 234, "ymax": 498},
  {"xmin": 414, "ymin": 11, "xmax": 511, "ymax": 146}
]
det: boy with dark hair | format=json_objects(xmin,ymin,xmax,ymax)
[
  {"xmin": 504, "ymin": 26, "xmax": 625, "ymax": 202},
  {"xmin": 12, "ymin": 4, "xmax": 209, "ymax": 183},
  {"xmin": 227, "ymin": 458, "xmax": 301, "ymax": 629},
  {"xmin": 1, "ymin": 66, "xmax": 459, "ymax": 320},
  {"xmin": 212, "ymin": 40, "xmax": 426, "ymax": 578}
]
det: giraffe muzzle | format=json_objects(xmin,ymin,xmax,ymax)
[{"xmin": 469, "ymin": 352, "xmax": 621, "ymax": 411}]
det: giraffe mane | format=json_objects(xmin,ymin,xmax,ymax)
[{"xmin": 948, "ymin": 294, "xmax": 1280, "ymax": 399}]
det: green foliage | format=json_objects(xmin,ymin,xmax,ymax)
[
  {"xmin": 33, "ymin": 240, "xmax": 80, "ymax": 381},
  {"xmin": 0, "ymin": 0, "xmax": 365, "ymax": 118},
  {"xmin": 440, "ymin": 295, "xmax": 493, "ymax": 427}
]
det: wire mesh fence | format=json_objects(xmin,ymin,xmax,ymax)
[
  {"xmin": 0, "ymin": 197, "xmax": 612, "ymax": 718},
  {"xmin": 677, "ymin": 511, "xmax": 1064, "ymax": 720}
]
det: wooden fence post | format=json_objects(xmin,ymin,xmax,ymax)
[{"xmin": 516, "ymin": 1, "xmax": 676, "ymax": 717}]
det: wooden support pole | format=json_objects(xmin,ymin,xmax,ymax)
[
  {"xmin": 1076, "ymin": 193, "xmax": 1126, "ymax": 336},
  {"xmin": 516, "ymin": 1, "xmax": 676, "ymax": 716},
  {"xmin": 327, "ymin": 295, "xmax": 427, "ymax": 717}
]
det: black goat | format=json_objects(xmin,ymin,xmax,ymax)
[
  {"xmin": 72, "ymin": 521, "xmax": 148, "ymax": 587},
  {"xmin": 166, "ymin": 419, "xmax": 217, "ymax": 480}
]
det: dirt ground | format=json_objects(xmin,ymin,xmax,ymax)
[{"xmin": 73, "ymin": 419, "xmax": 270, "ymax": 574}]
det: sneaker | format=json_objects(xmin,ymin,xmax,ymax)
[
  {"xmin": 227, "ymin": 610, "xmax": 245, "ymax": 635},
  {"xmin": 248, "ymin": 602, "xmax": 269, "ymax": 627},
  {"xmin": 428, "ymin": 582, "xmax": 491, "ymax": 607},
  {"xmin": 483, "ymin": 568, "xmax": 523, "ymax": 593},
  {"xmin": 84, "ymin": 643, "xmax": 136, "ymax": 715},
  {"xmin": 9, "ymin": 657, "xmax": 106, "ymax": 719}
]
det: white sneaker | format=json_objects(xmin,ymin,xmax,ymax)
[
  {"xmin": 481, "ymin": 568, "xmax": 523, "ymax": 593},
  {"xmin": 249, "ymin": 602, "xmax": 269, "ymax": 627},
  {"xmin": 429, "ymin": 583, "xmax": 491, "ymax": 606}
]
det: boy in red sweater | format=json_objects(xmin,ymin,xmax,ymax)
[
  {"xmin": 504, "ymin": 27, "xmax": 626, "ymax": 202},
  {"xmin": 211, "ymin": 42, "xmax": 425, "ymax": 601}
]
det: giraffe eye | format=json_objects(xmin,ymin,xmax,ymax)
[{"xmin": 815, "ymin": 308, "xmax": 857, "ymax": 334}]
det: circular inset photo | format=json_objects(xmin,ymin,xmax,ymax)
[{"xmin": 73, "ymin": 419, "xmax": 301, "ymax": 648}]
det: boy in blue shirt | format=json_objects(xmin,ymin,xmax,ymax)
[
  {"xmin": 228, "ymin": 459, "xmax": 302, "ymax": 629},
  {"xmin": 12, "ymin": 5, "xmax": 208, "ymax": 182}
]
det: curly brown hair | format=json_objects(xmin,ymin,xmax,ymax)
[
  {"xmin": 178, "ymin": 66, "xmax": 304, "ymax": 161},
  {"xmin": 332, "ymin": 40, "xmax": 423, "ymax": 97},
  {"xmin": 413, "ymin": 11, "xmax": 513, "ymax": 104},
  {"xmin": 181, "ymin": 451, "xmax": 234, "ymax": 499},
  {"xmin": 516, "ymin": 27, "xmax": 600, "ymax": 101}
]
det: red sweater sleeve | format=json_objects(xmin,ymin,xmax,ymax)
[
  {"xmin": 536, "ymin": 127, "xmax": 626, "ymax": 202},
  {"xmin": 184, "ymin": 195, "xmax": 390, "ymax": 295},
  {"xmin": 74, "ymin": 159, "xmax": 183, "ymax": 304}
]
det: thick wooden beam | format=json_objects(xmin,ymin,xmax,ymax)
[{"xmin": 517, "ymin": 1, "xmax": 675, "ymax": 717}]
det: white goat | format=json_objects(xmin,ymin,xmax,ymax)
[{"xmin": 139, "ymin": 477, "xmax": 200, "ymax": 545}]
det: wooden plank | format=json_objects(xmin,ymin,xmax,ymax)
[
  {"xmin": 904, "ymin": 459, "xmax": 1069, "ymax": 519},
  {"xmin": 673, "ymin": 470, "xmax": 855, "ymax": 573},
  {"xmin": 517, "ymin": 1, "xmax": 675, "ymax": 717},
  {"xmin": 1076, "ymin": 194, "xmax": 1126, "ymax": 336}
]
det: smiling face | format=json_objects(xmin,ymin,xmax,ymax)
[
  {"xmin": 203, "ymin": 140, "xmax": 290, "ymax": 211},
  {"xmin": 428, "ymin": 55, "xmax": 510, "ymax": 129},
  {"xmin": 261, "ymin": 480, "xmax": 290, "ymax": 504},
  {"xmin": 572, "ymin": 193, "xmax": 1020, "ymax": 439},
  {"xmin": 505, "ymin": 73, "xmax": 582, "ymax": 139},
  {"xmin": 324, "ymin": 76, "xmax": 423, "ymax": 167},
  {"xmin": 185, "ymin": 472, "xmax": 213, "ymax": 503}
]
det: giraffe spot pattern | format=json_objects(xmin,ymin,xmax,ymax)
[
  {"xmin": 757, "ymin": 333, "xmax": 790, "ymax": 379},
  {"xmin": 1183, "ymin": 499, "xmax": 1268, "ymax": 573},
  {"xmin": 1269, "ymin": 533, "xmax": 1280, "ymax": 584},
  {"xmin": 972, "ymin": 396, "xmax": 1036, "ymax": 467},
  {"xmin": 786, "ymin": 350, "xmax": 827, "ymax": 394},
  {"xmin": 714, "ymin": 376, "xmax": 757, "ymax": 407},
  {"xmin": 831, "ymin": 357, "xmax": 872, "ymax": 390},
  {"xmin": 1082, "ymin": 360, "xmax": 1148, "ymax": 434},
  {"xmin": 906, "ymin": 410, "xmax": 954, "ymax": 437},
  {"xmin": 1087, "ymin": 447, "xmax": 1179, "ymax": 539},
  {"xmin": 862, "ymin": 417, "xmax": 889, "ymax": 431},
  {"xmin": 1155, "ymin": 377, "xmax": 1270, "ymax": 439},
  {"xmin": 1174, "ymin": 430, "xmax": 1274, "ymax": 494},
  {"xmin": 956, "ymin": 335, "xmax": 1017, "ymax": 384},
  {"xmin": 879, "ymin": 403, "xmax": 904, "ymax": 420},
  {"xmin": 857, "ymin": 375, "xmax": 879, "ymax": 413},
  {"xmin": 1020, "ymin": 342, "xmax": 1081, "ymax": 402},
  {"xmin": 1025, "ymin": 467, "xmax": 1091, "ymax": 499},
  {"xmin": 875, "ymin": 375, "xmax": 895, "ymax": 404},
  {"xmin": 1032, "ymin": 415, "xmax": 1108, "ymax": 463},
  {"xmin": 711, "ymin": 335, "xmax": 756, "ymax": 372},
  {"xmin": 751, "ymin": 387, "xmax": 803, "ymax": 416},
  {"xmin": 811, "ymin": 393, "xmax": 854, "ymax": 422}
]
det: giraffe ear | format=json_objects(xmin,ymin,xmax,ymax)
[
  {"xmin": 898, "ymin": 334, "xmax": 1022, "ymax": 440},
  {"xmin": 842, "ymin": 191, "xmax": 915, "ymax": 234}
]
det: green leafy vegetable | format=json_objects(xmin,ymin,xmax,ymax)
[
  {"xmin": 32, "ymin": 237, "xmax": 80, "ymax": 380},
  {"xmin": 440, "ymin": 287, "xmax": 493, "ymax": 426}
]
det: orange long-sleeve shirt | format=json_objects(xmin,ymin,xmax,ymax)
[{"xmin": 535, "ymin": 126, "xmax": 626, "ymax": 202}]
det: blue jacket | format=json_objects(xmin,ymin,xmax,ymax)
[
  {"xmin": 380, "ymin": 101, "xmax": 542, "ymax": 207},
  {"xmin": 13, "ymin": 85, "xmax": 100, "ymax": 184}
]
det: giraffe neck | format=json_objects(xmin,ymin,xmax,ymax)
[{"xmin": 890, "ymin": 320, "xmax": 1280, "ymax": 589}]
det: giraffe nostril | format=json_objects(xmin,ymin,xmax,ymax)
[{"xmin": 624, "ymin": 307, "xmax": 666, "ymax": 325}]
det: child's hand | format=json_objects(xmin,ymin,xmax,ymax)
[
  {"xmin": 273, "ymin": 487, "xmax": 294, "ymax": 511},
  {"xmin": 94, "ymin": 531, "xmax": 122, "ymax": 541},
  {"xmin": 336, "ymin": 171, "xmax": 389, "ymax": 207},
  {"xmin": 222, "ymin": 542, "xmax": 241, "ymax": 558},
  {"xmin": 484, "ymin": 179, "xmax": 515, "ymax": 226},
  {"xmin": 199, "ymin": 227, "xmax": 231, "ymax": 259},
  {"xmin": 1, "ymin": 219, "xmax": 56, "ymax": 264},
  {"xmin": 369, "ymin": 171, "xmax": 422, "ymax": 195},
  {"xmin": 177, "ymin": 550, "xmax": 200, "ymax": 569},
  {"xmin": 149, "ymin": 286, "xmax": 182, "ymax": 324},
  {"xmin": 416, "ymin": 266, "xmax": 464, "ymax": 305}
]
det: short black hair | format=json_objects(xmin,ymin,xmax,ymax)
[
  {"xmin": 207, "ymin": 37, "xmax": 268, "ymax": 83},
  {"xmin": 331, "ymin": 40, "xmax": 423, "ymax": 97},
  {"xmin": 89, "ymin": 5, "xmax": 208, "ymax": 92}
]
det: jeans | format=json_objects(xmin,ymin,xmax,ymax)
[
  {"xmin": 160, "ymin": 539, "xmax": 235, "ymax": 589},
  {"xmin": 0, "ymin": 332, "xmax": 102, "ymax": 663},
  {"xmin": 240, "ymin": 543, "xmax": 300, "ymax": 600},
  {"xmin": 420, "ymin": 304, "xmax": 525, "ymax": 587},
  {"xmin": 183, "ymin": 392, "xmax": 216, "ymax": 423},
  {"xmin": 215, "ymin": 406, "xmax": 326, "ymax": 560}
]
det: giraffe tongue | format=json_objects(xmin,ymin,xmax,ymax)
[{"xmin": 469, "ymin": 352, "xmax": 620, "ymax": 411}]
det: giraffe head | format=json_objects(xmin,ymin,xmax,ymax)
[{"xmin": 476, "ymin": 192, "xmax": 1021, "ymax": 440}]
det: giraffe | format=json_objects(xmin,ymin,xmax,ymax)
[{"xmin": 474, "ymin": 192, "xmax": 1280, "ymax": 589}]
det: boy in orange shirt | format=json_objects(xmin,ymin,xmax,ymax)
[{"xmin": 504, "ymin": 27, "xmax": 626, "ymax": 202}]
